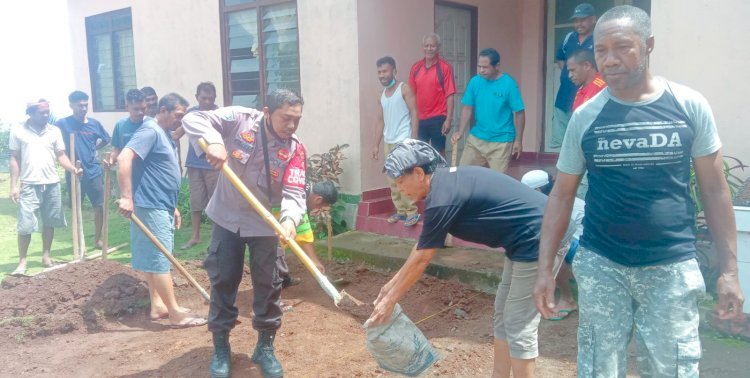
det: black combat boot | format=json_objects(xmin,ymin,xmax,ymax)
[
  {"xmin": 251, "ymin": 330, "xmax": 283, "ymax": 378},
  {"xmin": 210, "ymin": 331, "xmax": 231, "ymax": 378}
]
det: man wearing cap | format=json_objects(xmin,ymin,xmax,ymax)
[
  {"xmin": 367, "ymin": 139, "xmax": 574, "ymax": 378},
  {"xmin": 522, "ymin": 170, "xmax": 584, "ymax": 321},
  {"xmin": 55, "ymin": 90, "xmax": 111, "ymax": 249},
  {"xmin": 9, "ymin": 100, "xmax": 81, "ymax": 275},
  {"xmin": 451, "ymin": 48, "xmax": 525, "ymax": 173},
  {"xmin": 550, "ymin": 3, "xmax": 596, "ymax": 149},
  {"xmin": 534, "ymin": 6, "xmax": 744, "ymax": 376}
]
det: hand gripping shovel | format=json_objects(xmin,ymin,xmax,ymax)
[{"xmin": 197, "ymin": 139, "xmax": 360, "ymax": 306}]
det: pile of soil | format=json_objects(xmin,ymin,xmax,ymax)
[{"xmin": 0, "ymin": 260, "xmax": 148, "ymax": 341}]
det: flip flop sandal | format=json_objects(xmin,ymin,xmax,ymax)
[
  {"xmin": 548, "ymin": 309, "xmax": 577, "ymax": 321},
  {"xmin": 150, "ymin": 307, "xmax": 193, "ymax": 321},
  {"xmin": 387, "ymin": 213, "xmax": 406, "ymax": 224},
  {"xmin": 169, "ymin": 316, "xmax": 207, "ymax": 329},
  {"xmin": 404, "ymin": 214, "xmax": 421, "ymax": 227}
]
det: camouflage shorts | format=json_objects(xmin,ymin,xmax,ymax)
[{"xmin": 572, "ymin": 247, "xmax": 705, "ymax": 378}]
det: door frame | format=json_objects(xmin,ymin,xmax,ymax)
[
  {"xmin": 435, "ymin": 0, "xmax": 478, "ymax": 162},
  {"xmin": 435, "ymin": 0, "xmax": 478, "ymax": 77}
]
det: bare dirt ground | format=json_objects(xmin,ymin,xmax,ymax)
[{"xmin": 0, "ymin": 258, "xmax": 746, "ymax": 377}]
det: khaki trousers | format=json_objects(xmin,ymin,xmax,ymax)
[
  {"xmin": 384, "ymin": 143, "xmax": 418, "ymax": 215},
  {"xmin": 459, "ymin": 134, "xmax": 513, "ymax": 173}
]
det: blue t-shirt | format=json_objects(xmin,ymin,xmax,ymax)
[
  {"xmin": 555, "ymin": 32, "xmax": 594, "ymax": 111},
  {"xmin": 418, "ymin": 166, "xmax": 547, "ymax": 262},
  {"xmin": 125, "ymin": 120, "xmax": 181, "ymax": 212},
  {"xmin": 184, "ymin": 105, "xmax": 217, "ymax": 170},
  {"xmin": 112, "ymin": 117, "xmax": 150, "ymax": 149},
  {"xmin": 557, "ymin": 79, "xmax": 722, "ymax": 266},
  {"xmin": 55, "ymin": 116, "xmax": 111, "ymax": 180},
  {"xmin": 461, "ymin": 73, "xmax": 525, "ymax": 143}
]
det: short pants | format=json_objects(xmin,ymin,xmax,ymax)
[
  {"xmin": 130, "ymin": 206, "xmax": 174, "ymax": 274},
  {"xmin": 187, "ymin": 167, "xmax": 220, "ymax": 212},
  {"xmin": 17, "ymin": 183, "xmax": 66, "ymax": 235},
  {"xmin": 417, "ymin": 115, "xmax": 447, "ymax": 152},
  {"xmin": 67, "ymin": 173, "xmax": 104, "ymax": 207},
  {"xmin": 493, "ymin": 221, "xmax": 575, "ymax": 359}
]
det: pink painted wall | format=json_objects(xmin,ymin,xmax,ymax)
[{"xmin": 357, "ymin": 0, "xmax": 435, "ymax": 192}]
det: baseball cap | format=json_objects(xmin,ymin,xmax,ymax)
[
  {"xmin": 521, "ymin": 170, "xmax": 550, "ymax": 190},
  {"xmin": 383, "ymin": 139, "xmax": 447, "ymax": 179},
  {"xmin": 570, "ymin": 3, "xmax": 595, "ymax": 19}
]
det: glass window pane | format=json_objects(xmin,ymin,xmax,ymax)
[
  {"xmin": 91, "ymin": 34, "xmax": 115, "ymax": 110},
  {"xmin": 262, "ymin": 3, "xmax": 300, "ymax": 95},
  {"xmin": 225, "ymin": 0, "xmax": 255, "ymax": 6},
  {"xmin": 114, "ymin": 30, "xmax": 137, "ymax": 110},
  {"xmin": 86, "ymin": 8, "xmax": 134, "ymax": 111},
  {"xmin": 228, "ymin": 9, "xmax": 260, "ymax": 106}
]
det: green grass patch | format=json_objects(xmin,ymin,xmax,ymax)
[
  {"xmin": 0, "ymin": 173, "xmax": 213, "ymax": 281},
  {"xmin": 0, "ymin": 315, "xmax": 37, "ymax": 327}
]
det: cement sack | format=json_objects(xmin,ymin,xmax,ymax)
[{"xmin": 364, "ymin": 303, "xmax": 438, "ymax": 376}]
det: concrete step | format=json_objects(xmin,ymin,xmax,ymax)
[{"xmin": 319, "ymin": 231, "xmax": 504, "ymax": 293}]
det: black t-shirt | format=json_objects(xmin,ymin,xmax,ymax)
[{"xmin": 417, "ymin": 166, "xmax": 547, "ymax": 262}]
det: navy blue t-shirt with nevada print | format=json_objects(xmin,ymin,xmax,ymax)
[{"xmin": 557, "ymin": 78, "xmax": 722, "ymax": 266}]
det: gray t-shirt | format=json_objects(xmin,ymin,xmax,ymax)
[{"xmin": 557, "ymin": 78, "xmax": 721, "ymax": 266}]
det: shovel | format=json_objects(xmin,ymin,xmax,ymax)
[
  {"xmin": 130, "ymin": 212, "xmax": 211, "ymax": 303},
  {"xmin": 197, "ymin": 139, "xmax": 359, "ymax": 306}
]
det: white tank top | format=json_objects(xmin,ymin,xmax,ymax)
[{"xmin": 380, "ymin": 82, "xmax": 412, "ymax": 144}]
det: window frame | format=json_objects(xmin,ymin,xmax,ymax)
[
  {"xmin": 85, "ymin": 7, "xmax": 136, "ymax": 112},
  {"xmin": 219, "ymin": 0, "xmax": 301, "ymax": 108}
]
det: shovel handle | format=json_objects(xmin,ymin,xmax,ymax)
[
  {"xmin": 130, "ymin": 213, "xmax": 211, "ymax": 303},
  {"xmin": 197, "ymin": 139, "xmax": 342, "ymax": 304}
]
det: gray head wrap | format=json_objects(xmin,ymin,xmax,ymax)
[{"xmin": 383, "ymin": 139, "xmax": 448, "ymax": 179}]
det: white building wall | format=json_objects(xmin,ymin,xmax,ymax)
[
  {"xmin": 651, "ymin": 0, "xmax": 750, "ymax": 178},
  {"xmin": 67, "ymin": 0, "xmax": 224, "ymax": 165}
]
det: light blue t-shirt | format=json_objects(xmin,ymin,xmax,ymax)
[
  {"xmin": 125, "ymin": 120, "xmax": 181, "ymax": 212},
  {"xmin": 462, "ymin": 73, "xmax": 524, "ymax": 143},
  {"xmin": 112, "ymin": 117, "xmax": 150, "ymax": 149}
]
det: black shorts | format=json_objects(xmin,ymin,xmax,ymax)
[
  {"xmin": 418, "ymin": 115, "xmax": 447, "ymax": 152},
  {"xmin": 67, "ymin": 173, "xmax": 104, "ymax": 208}
]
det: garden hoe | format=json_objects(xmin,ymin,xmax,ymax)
[{"xmin": 197, "ymin": 139, "xmax": 362, "ymax": 307}]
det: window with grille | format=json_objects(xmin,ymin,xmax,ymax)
[
  {"xmin": 85, "ymin": 8, "xmax": 136, "ymax": 112},
  {"xmin": 221, "ymin": 0, "xmax": 300, "ymax": 108}
]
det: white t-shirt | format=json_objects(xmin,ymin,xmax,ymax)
[{"xmin": 9, "ymin": 122, "xmax": 65, "ymax": 184}]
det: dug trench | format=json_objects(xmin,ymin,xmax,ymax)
[{"xmin": 0, "ymin": 256, "xmax": 586, "ymax": 377}]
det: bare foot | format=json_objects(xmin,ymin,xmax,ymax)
[
  {"xmin": 180, "ymin": 239, "xmax": 200, "ymax": 250},
  {"xmin": 151, "ymin": 306, "xmax": 192, "ymax": 320},
  {"xmin": 11, "ymin": 264, "xmax": 28, "ymax": 276},
  {"xmin": 42, "ymin": 255, "xmax": 53, "ymax": 267}
]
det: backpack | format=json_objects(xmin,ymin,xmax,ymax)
[{"xmin": 413, "ymin": 60, "xmax": 446, "ymax": 93}]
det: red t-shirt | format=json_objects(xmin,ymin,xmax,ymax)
[
  {"xmin": 408, "ymin": 55, "xmax": 457, "ymax": 120},
  {"xmin": 572, "ymin": 73, "xmax": 607, "ymax": 111}
]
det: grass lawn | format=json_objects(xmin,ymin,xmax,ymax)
[{"xmin": 0, "ymin": 172, "xmax": 213, "ymax": 281}]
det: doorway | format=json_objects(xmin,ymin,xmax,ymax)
[
  {"xmin": 542, "ymin": 0, "xmax": 651, "ymax": 152},
  {"xmin": 435, "ymin": 1, "xmax": 477, "ymax": 164}
]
